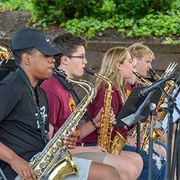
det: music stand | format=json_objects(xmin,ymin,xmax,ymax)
[
  {"xmin": 0, "ymin": 168, "xmax": 7, "ymax": 180},
  {"xmin": 114, "ymin": 86, "xmax": 162, "ymax": 127},
  {"xmin": 114, "ymin": 86, "xmax": 162, "ymax": 180},
  {"xmin": 164, "ymin": 82, "xmax": 180, "ymax": 180}
]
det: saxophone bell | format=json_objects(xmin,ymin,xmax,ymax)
[{"xmin": 85, "ymin": 67, "xmax": 127, "ymax": 154}]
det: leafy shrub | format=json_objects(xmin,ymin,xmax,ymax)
[
  {"xmin": 0, "ymin": 0, "xmax": 179, "ymax": 43},
  {"xmin": 114, "ymin": 0, "xmax": 173, "ymax": 18},
  {"xmin": 31, "ymin": 0, "xmax": 103, "ymax": 25},
  {"xmin": 0, "ymin": 0, "xmax": 32, "ymax": 11}
]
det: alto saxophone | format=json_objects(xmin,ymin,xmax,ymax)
[
  {"xmin": 30, "ymin": 68, "xmax": 96, "ymax": 180},
  {"xmin": 84, "ymin": 67, "xmax": 126, "ymax": 155},
  {"xmin": 131, "ymin": 67, "xmax": 176, "ymax": 150},
  {"xmin": 129, "ymin": 72, "xmax": 158, "ymax": 151}
]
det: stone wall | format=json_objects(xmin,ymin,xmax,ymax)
[
  {"xmin": 79, "ymin": 41, "xmax": 180, "ymax": 99},
  {"xmin": 1, "ymin": 39, "xmax": 180, "ymax": 99}
]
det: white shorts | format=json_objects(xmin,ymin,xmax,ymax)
[
  {"xmin": 64, "ymin": 157, "xmax": 92, "ymax": 180},
  {"xmin": 15, "ymin": 157, "xmax": 92, "ymax": 180}
]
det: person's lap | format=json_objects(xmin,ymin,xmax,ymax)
[{"xmin": 15, "ymin": 157, "xmax": 92, "ymax": 180}]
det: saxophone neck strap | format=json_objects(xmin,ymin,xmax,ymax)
[
  {"xmin": 53, "ymin": 72, "xmax": 96, "ymax": 129},
  {"xmin": 53, "ymin": 73, "xmax": 81, "ymax": 103},
  {"xmin": 16, "ymin": 67, "xmax": 48, "ymax": 144}
]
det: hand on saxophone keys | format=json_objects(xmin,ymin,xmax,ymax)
[
  {"xmin": 93, "ymin": 108, "xmax": 116, "ymax": 128},
  {"xmin": 62, "ymin": 130, "xmax": 79, "ymax": 149}
]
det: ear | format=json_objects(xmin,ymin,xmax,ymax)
[
  {"xmin": 61, "ymin": 55, "xmax": 70, "ymax": 65},
  {"xmin": 116, "ymin": 62, "xmax": 122, "ymax": 70},
  {"xmin": 22, "ymin": 52, "xmax": 31, "ymax": 66}
]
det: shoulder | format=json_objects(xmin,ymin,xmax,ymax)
[
  {"xmin": 0, "ymin": 72, "xmax": 26, "ymax": 94},
  {"xmin": 41, "ymin": 76, "xmax": 64, "ymax": 93}
]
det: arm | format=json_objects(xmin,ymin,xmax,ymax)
[
  {"xmin": 0, "ymin": 142, "xmax": 36, "ymax": 179},
  {"xmin": 69, "ymin": 145, "xmax": 107, "ymax": 154},
  {"xmin": 79, "ymin": 109, "xmax": 116, "ymax": 139},
  {"xmin": 47, "ymin": 123, "xmax": 54, "ymax": 139},
  {"xmin": 78, "ymin": 109, "xmax": 102, "ymax": 139}
]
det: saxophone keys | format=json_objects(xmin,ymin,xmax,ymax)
[
  {"xmin": 34, "ymin": 167, "xmax": 42, "ymax": 176},
  {"xmin": 51, "ymin": 146, "xmax": 58, "ymax": 154},
  {"xmin": 39, "ymin": 161, "xmax": 46, "ymax": 169}
]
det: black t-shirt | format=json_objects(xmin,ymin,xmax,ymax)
[{"xmin": 0, "ymin": 68, "xmax": 49, "ymax": 179}]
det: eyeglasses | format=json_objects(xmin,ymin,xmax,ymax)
[{"xmin": 67, "ymin": 55, "xmax": 86, "ymax": 61}]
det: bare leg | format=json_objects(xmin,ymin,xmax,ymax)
[
  {"xmin": 87, "ymin": 162, "xmax": 120, "ymax": 180},
  {"xmin": 121, "ymin": 149, "xmax": 143, "ymax": 163},
  {"xmin": 103, "ymin": 152, "xmax": 143, "ymax": 180},
  {"xmin": 154, "ymin": 144, "xmax": 166, "ymax": 158}
]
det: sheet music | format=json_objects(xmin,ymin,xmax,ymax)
[
  {"xmin": 121, "ymin": 92, "xmax": 153, "ymax": 126},
  {"xmin": 162, "ymin": 86, "xmax": 180, "ymax": 130},
  {"xmin": 121, "ymin": 113, "xmax": 135, "ymax": 126}
]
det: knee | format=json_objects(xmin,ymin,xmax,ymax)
[
  {"xmin": 125, "ymin": 161, "xmax": 142, "ymax": 179},
  {"xmin": 109, "ymin": 166, "xmax": 120, "ymax": 180},
  {"xmin": 132, "ymin": 158, "xmax": 143, "ymax": 179},
  {"xmin": 134, "ymin": 153, "xmax": 143, "ymax": 167},
  {"xmin": 154, "ymin": 144, "xmax": 166, "ymax": 158},
  {"xmin": 130, "ymin": 153, "xmax": 143, "ymax": 176},
  {"xmin": 121, "ymin": 155, "xmax": 143, "ymax": 179}
]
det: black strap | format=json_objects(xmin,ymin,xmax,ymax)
[
  {"xmin": 53, "ymin": 73, "xmax": 81, "ymax": 103},
  {"xmin": 53, "ymin": 71, "xmax": 98, "ymax": 130},
  {"xmin": 16, "ymin": 67, "xmax": 47, "ymax": 143}
]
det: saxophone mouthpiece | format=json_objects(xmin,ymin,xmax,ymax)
[
  {"xmin": 53, "ymin": 68, "xmax": 67, "ymax": 79},
  {"xmin": 84, "ymin": 67, "xmax": 95, "ymax": 76}
]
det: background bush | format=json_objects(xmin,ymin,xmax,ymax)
[
  {"xmin": 114, "ymin": 0, "xmax": 173, "ymax": 18},
  {"xmin": 30, "ymin": 0, "xmax": 103, "ymax": 25},
  {"xmin": 0, "ymin": 0, "xmax": 179, "ymax": 43}
]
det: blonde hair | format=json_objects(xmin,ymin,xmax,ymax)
[
  {"xmin": 128, "ymin": 43, "xmax": 155, "ymax": 60},
  {"xmin": 96, "ymin": 47, "xmax": 129, "ymax": 100}
]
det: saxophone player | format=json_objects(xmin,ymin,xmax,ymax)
[
  {"xmin": 127, "ymin": 43, "xmax": 167, "ymax": 179},
  {"xmin": 127, "ymin": 43, "xmax": 167, "ymax": 154},
  {"xmin": 41, "ymin": 33, "xmax": 143, "ymax": 180},
  {"xmin": 0, "ymin": 28, "xmax": 119, "ymax": 180},
  {"xmin": 82, "ymin": 46, "xmax": 165, "ymax": 180}
]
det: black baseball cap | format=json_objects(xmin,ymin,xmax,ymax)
[{"xmin": 11, "ymin": 28, "xmax": 61, "ymax": 56}]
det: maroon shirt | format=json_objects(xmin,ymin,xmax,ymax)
[
  {"xmin": 82, "ymin": 84, "xmax": 131, "ymax": 144},
  {"xmin": 41, "ymin": 76, "xmax": 76, "ymax": 136}
]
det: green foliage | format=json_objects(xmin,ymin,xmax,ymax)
[
  {"xmin": 61, "ymin": 0, "xmax": 180, "ymax": 43},
  {"xmin": 30, "ymin": 0, "xmax": 103, "ymax": 26},
  {"xmin": 0, "ymin": 0, "xmax": 179, "ymax": 44},
  {"xmin": 0, "ymin": 0, "xmax": 32, "ymax": 11},
  {"xmin": 114, "ymin": 0, "xmax": 172, "ymax": 19},
  {"xmin": 162, "ymin": 37, "xmax": 180, "ymax": 44}
]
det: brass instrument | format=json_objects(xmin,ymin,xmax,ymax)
[
  {"xmin": 84, "ymin": 67, "xmax": 127, "ymax": 155},
  {"xmin": 148, "ymin": 62, "xmax": 177, "ymax": 81},
  {"xmin": 132, "ymin": 63, "xmax": 177, "ymax": 150},
  {"xmin": 151, "ymin": 62, "xmax": 177, "ymax": 120},
  {"xmin": 30, "ymin": 68, "xmax": 96, "ymax": 180},
  {"xmin": 138, "ymin": 122, "xmax": 161, "ymax": 151},
  {"xmin": 0, "ymin": 44, "xmax": 11, "ymax": 63},
  {"xmin": 161, "ymin": 62, "xmax": 177, "ymax": 78},
  {"xmin": 148, "ymin": 68, "xmax": 161, "ymax": 81},
  {"xmin": 130, "ymin": 72, "xmax": 157, "ymax": 150},
  {"xmin": 133, "ymin": 71, "xmax": 152, "ymax": 86}
]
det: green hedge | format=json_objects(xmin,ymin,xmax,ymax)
[{"xmin": 0, "ymin": 0, "xmax": 179, "ymax": 43}]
